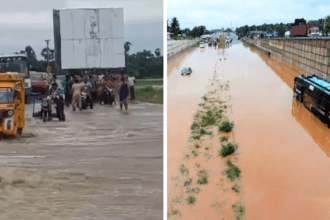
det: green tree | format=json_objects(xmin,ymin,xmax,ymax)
[
  {"xmin": 124, "ymin": 42, "xmax": 132, "ymax": 56},
  {"xmin": 41, "ymin": 47, "xmax": 54, "ymax": 61},
  {"xmin": 293, "ymin": 18, "xmax": 306, "ymax": 26},
  {"xmin": 167, "ymin": 19, "xmax": 171, "ymax": 32},
  {"xmin": 170, "ymin": 17, "xmax": 180, "ymax": 35},
  {"xmin": 155, "ymin": 48, "xmax": 161, "ymax": 57},
  {"xmin": 276, "ymin": 25, "xmax": 286, "ymax": 37}
]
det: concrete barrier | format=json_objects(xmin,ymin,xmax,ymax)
[
  {"xmin": 246, "ymin": 39, "xmax": 330, "ymax": 81},
  {"xmin": 167, "ymin": 39, "xmax": 199, "ymax": 58}
]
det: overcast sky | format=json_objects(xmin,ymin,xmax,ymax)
[
  {"xmin": 167, "ymin": 0, "xmax": 330, "ymax": 30},
  {"xmin": 0, "ymin": 0, "xmax": 163, "ymax": 60}
]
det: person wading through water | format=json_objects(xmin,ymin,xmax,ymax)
[
  {"xmin": 71, "ymin": 78, "xmax": 84, "ymax": 111},
  {"xmin": 119, "ymin": 77, "xmax": 129, "ymax": 111}
]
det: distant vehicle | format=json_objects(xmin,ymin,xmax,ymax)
[
  {"xmin": 294, "ymin": 75, "xmax": 330, "ymax": 123},
  {"xmin": 291, "ymin": 24, "xmax": 315, "ymax": 37},
  {"xmin": 200, "ymin": 42, "xmax": 205, "ymax": 48},
  {"xmin": 181, "ymin": 67, "xmax": 192, "ymax": 75},
  {"xmin": 30, "ymin": 72, "xmax": 49, "ymax": 94}
]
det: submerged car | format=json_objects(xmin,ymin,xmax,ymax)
[{"xmin": 181, "ymin": 67, "xmax": 192, "ymax": 75}]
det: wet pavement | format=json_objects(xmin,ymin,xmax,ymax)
[
  {"xmin": 167, "ymin": 41, "xmax": 330, "ymax": 219},
  {"xmin": 0, "ymin": 102, "xmax": 163, "ymax": 220}
]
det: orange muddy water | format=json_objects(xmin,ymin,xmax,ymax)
[{"xmin": 167, "ymin": 42, "xmax": 330, "ymax": 219}]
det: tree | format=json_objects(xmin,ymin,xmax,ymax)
[
  {"xmin": 276, "ymin": 25, "xmax": 286, "ymax": 37},
  {"xmin": 124, "ymin": 42, "xmax": 132, "ymax": 56},
  {"xmin": 41, "ymin": 47, "xmax": 54, "ymax": 61},
  {"xmin": 155, "ymin": 48, "xmax": 161, "ymax": 57},
  {"xmin": 293, "ymin": 18, "xmax": 306, "ymax": 26},
  {"xmin": 170, "ymin": 17, "xmax": 180, "ymax": 35},
  {"xmin": 25, "ymin": 46, "xmax": 37, "ymax": 62},
  {"xmin": 167, "ymin": 19, "xmax": 171, "ymax": 32}
]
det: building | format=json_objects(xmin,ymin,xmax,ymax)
[
  {"xmin": 167, "ymin": 32, "xmax": 174, "ymax": 40},
  {"xmin": 249, "ymin": 31, "xmax": 264, "ymax": 38},
  {"xmin": 307, "ymin": 27, "xmax": 321, "ymax": 37}
]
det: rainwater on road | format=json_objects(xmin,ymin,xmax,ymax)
[
  {"xmin": 167, "ymin": 41, "xmax": 330, "ymax": 219},
  {"xmin": 0, "ymin": 102, "xmax": 163, "ymax": 220}
]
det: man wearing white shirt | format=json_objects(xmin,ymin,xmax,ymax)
[{"xmin": 127, "ymin": 76, "xmax": 136, "ymax": 100}]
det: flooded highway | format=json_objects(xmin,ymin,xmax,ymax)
[
  {"xmin": 167, "ymin": 41, "xmax": 330, "ymax": 219},
  {"xmin": 0, "ymin": 102, "xmax": 163, "ymax": 220}
]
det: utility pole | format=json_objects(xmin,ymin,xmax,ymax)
[{"xmin": 45, "ymin": 39, "xmax": 51, "ymax": 73}]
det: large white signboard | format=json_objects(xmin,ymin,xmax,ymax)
[{"xmin": 59, "ymin": 8, "xmax": 125, "ymax": 69}]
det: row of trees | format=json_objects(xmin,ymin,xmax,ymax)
[
  {"xmin": 167, "ymin": 17, "xmax": 208, "ymax": 38},
  {"xmin": 124, "ymin": 42, "xmax": 163, "ymax": 79},
  {"xmin": 12, "ymin": 43, "xmax": 162, "ymax": 79},
  {"xmin": 236, "ymin": 17, "xmax": 330, "ymax": 38}
]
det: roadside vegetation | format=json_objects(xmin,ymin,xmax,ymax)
[
  {"xmin": 226, "ymin": 161, "xmax": 241, "ymax": 180},
  {"xmin": 219, "ymin": 121, "xmax": 235, "ymax": 132},
  {"xmin": 135, "ymin": 86, "xmax": 163, "ymax": 104},
  {"xmin": 219, "ymin": 142, "xmax": 237, "ymax": 157}
]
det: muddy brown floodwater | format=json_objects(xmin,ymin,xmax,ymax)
[
  {"xmin": 168, "ymin": 41, "xmax": 330, "ymax": 219},
  {"xmin": 0, "ymin": 102, "xmax": 163, "ymax": 220}
]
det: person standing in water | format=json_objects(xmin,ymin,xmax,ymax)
[{"xmin": 119, "ymin": 77, "xmax": 129, "ymax": 111}]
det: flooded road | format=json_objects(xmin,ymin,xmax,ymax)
[
  {"xmin": 167, "ymin": 41, "xmax": 330, "ymax": 219},
  {"xmin": 0, "ymin": 102, "xmax": 163, "ymax": 220}
]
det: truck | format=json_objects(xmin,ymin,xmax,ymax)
[
  {"xmin": 294, "ymin": 74, "xmax": 330, "ymax": 124},
  {"xmin": 290, "ymin": 24, "xmax": 315, "ymax": 37},
  {"xmin": 53, "ymin": 8, "xmax": 125, "ymax": 76}
]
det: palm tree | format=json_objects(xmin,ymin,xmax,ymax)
[
  {"xmin": 171, "ymin": 17, "xmax": 180, "ymax": 35},
  {"xmin": 124, "ymin": 42, "xmax": 132, "ymax": 56},
  {"xmin": 155, "ymin": 48, "xmax": 161, "ymax": 57},
  {"xmin": 124, "ymin": 42, "xmax": 132, "ymax": 72}
]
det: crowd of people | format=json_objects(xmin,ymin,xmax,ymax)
[{"xmin": 48, "ymin": 71, "xmax": 136, "ymax": 112}]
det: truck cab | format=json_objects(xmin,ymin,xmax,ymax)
[{"xmin": 0, "ymin": 72, "xmax": 25, "ymax": 135}]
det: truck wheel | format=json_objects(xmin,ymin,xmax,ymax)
[
  {"xmin": 326, "ymin": 112, "xmax": 330, "ymax": 126},
  {"xmin": 17, "ymin": 128, "xmax": 23, "ymax": 135}
]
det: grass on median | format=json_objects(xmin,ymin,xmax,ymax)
[{"xmin": 135, "ymin": 86, "xmax": 163, "ymax": 104}]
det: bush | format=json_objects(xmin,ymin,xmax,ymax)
[
  {"xmin": 191, "ymin": 122, "xmax": 200, "ymax": 131},
  {"xmin": 226, "ymin": 161, "xmax": 241, "ymax": 179},
  {"xmin": 201, "ymin": 111, "xmax": 216, "ymax": 127},
  {"xmin": 197, "ymin": 170, "xmax": 208, "ymax": 185},
  {"xmin": 219, "ymin": 143, "xmax": 236, "ymax": 157},
  {"xmin": 220, "ymin": 137, "xmax": 228, "ymax": 142},
  {"xmin": 218, "ymin": 121, "xmax": 234, "ymax": 132},
  {"xmin": 188, "ymin": 195, "xmax": 196, "ymax": 204}
]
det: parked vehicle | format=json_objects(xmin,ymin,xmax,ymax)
[
  {"xmin": 0, "ymin": 72, "xmax": 25, "ymax": 135},
  {"xmin": 30, "ymin": 72, "xmax": 49, "ymax": 94},
  {"xmin": 200, "ymin": 42, "xmax": 205, "ymax": 48},
  {"xmin": 181, "ymin": 67, "xmax": 192, "ymax": 75},
  {"xmin": 294, "ymin": 75, "xmax": 330, "ymax": 123},
  {"xmin": 81, "ymin": 86, "xmax": 93, "ymax": 110},
  {"xmin": 32, "ymin": 91, "xmax": 66, "ymax": 122}
]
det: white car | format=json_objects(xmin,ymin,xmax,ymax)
[{"xmin": 200, "ymin": 42, "xmax": 205, "ymax": 48}]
